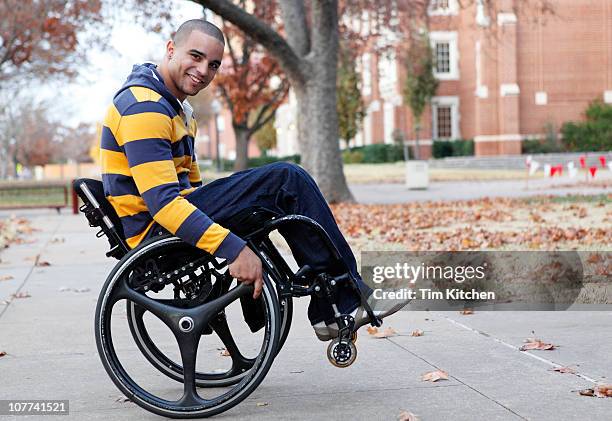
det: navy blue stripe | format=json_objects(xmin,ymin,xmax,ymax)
[
  {"xmin": 100, "ymin": 126, "xmax": 122, "ymax": 152},
  {"xmin": 102, "ymin": 174, "xmax": 140, "ymax": 197},
  {"xmin": 114, "ymin": 89, "xmax": 137, "ymax": 115},
  {"xmin": 123, "ymin": 138, "xmax": 172, "ymax": 167},
  {"xmin": 177, "ymin": 171, "xmax": 191, "ymax": 190},
  {"xmin": 214, "ymin": 232, "xmax": 246, "ymax": 262},
  {"xmin": 175, "ymin": 211, "xmax": 213, "ymax": 245},
  {"xmin": 141, "ymin": 182, "xmax": 179, "ymax": 215},
  {"xmin": 120, "ymin": 211, "xmax": 153, "ymax": 238},
  {"xmin": 122, "ymin": 101, "xmax": 175, "ymax": 118}
]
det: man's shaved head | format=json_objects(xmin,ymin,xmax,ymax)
[{"xmin": 173, "ymin": 19, "xmax": 225, "ymax": 47}]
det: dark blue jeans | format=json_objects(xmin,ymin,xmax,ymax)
[{"xmin": 180, "ymin": 162, "xmax": 369, "ymax": 325}]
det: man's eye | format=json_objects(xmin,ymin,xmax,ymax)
[
  {"xmin": 191, "ymin": 54, "xmax": 200, "ymax": 59},
  {"xmin": 210, "ymin": 63, "xmax": 219, "ymax": 70}
]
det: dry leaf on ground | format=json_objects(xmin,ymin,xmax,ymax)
[
  {"xmin": 519, "ymin": 338, "xmax": 556, "ymax": 351},
  {"xmin": 0, "ymin": 275, "xmax": 14, "ymax": 281},
  {"xmin": 410, "ymin": 329, "xmax": 424, "ymax": 337},
  {"xmin": 372, "ymin": 327, "xmax": 398, "ymax": 339},
  {"xmin": 460, "ymin": 308, "xmax": 474, "ymax": 315},
  {"xmin": 0, "ymin": 351, "xmax": 7, "ymax": 358},
  {"xmin": 421, "ymin": 370, "xmax": 449, "ymax": 382},
  {"xmin": 366, "ymin": 326, "xmax": 378, "ymax": 335},
  {"xmin": 220, "ymin": 349, "xmax": 231, "ymax": 357},
  {"xmin": 115, "ymin": 396, "xmax": 132, "ymax": 403},
  {"xmin": 36, "ymin": 260, "xmax": 51, "ymax": 267},
  {"xmin": 256, "ymin": 402, "xmax": 269, "ymax": 407},
  {"xmin": 551, "ymin": 366, "xmax": 576, "ymax": 374},
  {"xmin": 398, "ymin": 410, "xmax": 420, "ymax": 421},
  {"xmin": 11, "ymin": 292, "xmax": 31, "ymax": 299},
  {"xmin": 578, "ymin": 384, "xmax": 612, "ymax": 398}
]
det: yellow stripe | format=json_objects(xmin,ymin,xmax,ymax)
[
  {"xmin": 196, "ymin": 223, "xmax": 230, "ymax": 254},
  {"xmin": 173, "ymin": 156, "xmax": 192, "ymax": 168},
  {"xmin": 171, "ymin": 115, "xmax": 194, "ymax": 142},
  {"xmin": 180, "ymin": 187, "xmax": 196, "ymax": 196},
  {"xmin": 100, "ymin": 149, "xmax": 130, "ymax": 176},
  {"xmin": 189, "ymin": 160, "xmax": 202, "ymax": 184},
  {"xmin": 130, "ymin": 160, "xmax": 177, "ymax": 193},
  {"xmin": 153, "ymin": 196, "xmax": 197, "ymax": 234},
  {"xmin": 115, "ymin": 112, "xmax": 172, "ymax": 146},
  {"xmin": 126, "ymin": 220, "xmax": 155, "ymax": 249},
  {"xmin": 129, "ymin": 86, "xmax": 161, "ymax": 102},
  {"xmin": 107, "ymin": 195, "xmax": 148, "ymax": 217},
  {"xmin": 104, "ymin": 104, "xmax": 122, "ymax": 135}
]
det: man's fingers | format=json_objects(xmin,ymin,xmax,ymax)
[{"xmin": 253, "ymin": 277, "xmax": 263, "ymax": 299}]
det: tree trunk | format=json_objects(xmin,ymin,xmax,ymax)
[
  {"xmin": 233, "ymin": 125, "xmax": 250, "ymax": 171},
  {"xmin": 296, "ymin": 0, "xmax": 353, "ymax": 203}
]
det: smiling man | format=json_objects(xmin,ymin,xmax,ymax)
[{"xmin": 100, "ymin": 19, "xmax": 408, "ymax": 341}]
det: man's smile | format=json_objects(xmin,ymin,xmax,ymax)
[{"xmin": 187, "ymin": 73, "xmax": 205, "ymax": 84}]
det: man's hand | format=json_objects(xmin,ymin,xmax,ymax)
[{"xmin": 228, "ymin": 246, "xmax": 263, "ymax": 299}]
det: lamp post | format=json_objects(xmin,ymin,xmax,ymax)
[{"xmin": 210, "ymin": 99, "xmax": 222, "ymax": 172}]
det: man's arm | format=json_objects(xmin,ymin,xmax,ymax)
[{"xmin": 116, "ymin": 102, "xmax": 244, "ymax": 261}]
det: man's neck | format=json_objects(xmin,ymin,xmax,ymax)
[{"xmin": 158, "ymin": 62, "xmax": 186, "ymax": 102}]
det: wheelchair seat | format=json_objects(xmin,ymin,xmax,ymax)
[{"xmin": 73, "ymin": 178, "xmax": 129, "ymax": 259}]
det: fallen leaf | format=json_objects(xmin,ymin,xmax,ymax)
[
  {"xmin": 460, "ymin": 308, "xmax": 474, "ymax": 315},
  {"xmin": 410, "ymin": 329, "xmax": 424, "ymax": 337},
  {"xmin": 220, "ymin": 349, "xmax": 231, "ymax": 357},
  {"xmin": 11, "ymin": 292, "xmax": 31, "ymax": 299},
  {"xmin": 421, "ymin": 369, "xmax": 449, "ymax": 382},
  {"xmin": 372, "ymin": 327, "xmax": 398, "ymax": 339},
  {"xmin": 398, "ymin": 410, "xmax": 420, "ymax": 421},
  {"xmin": 519, "ymin": 338, "xmax": 556, "ymax": 351},
  {"xmin": 366, "ymin": 326, "xmax": 379, "ymax": 335},
  {"xmin": 578, "ymin": 384, "xmax": 612, "ymax": 398},
  {"xmin": 256, "ymin": 402, "xmax": 269, "ymax": 407},
  {"xmin": 0, "ymin": 351, "xmax": 7, "ymax": 358},
  {"xmin": 290, "ymin": 370, "xmax": 304, "ymax": 374},
  {"xmin": 115, "ymin": 396, "xmax": 132, "ymax": 403},
  {"xmin": 36, "ymin": 260, "xmax": 51, "ymax": 267},
  {"xmin": 0, "ymin": 275, "xmax": 14, "ymax": 281},
  {"xmin": 587, "ymin": 253, "xmax": 602, "ymax": 264},
  {"xmin": 551, "ymin": 366, "xmax": 576, "ymax": 374}
]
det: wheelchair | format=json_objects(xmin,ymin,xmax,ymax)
[{"xmin": 73, "ymin": 178, "xmax": 380, "ymax": 418}]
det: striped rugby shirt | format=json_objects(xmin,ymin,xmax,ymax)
[{"xmin": 100, "ymin": 63, "xmax": 245, "ymax": 261}]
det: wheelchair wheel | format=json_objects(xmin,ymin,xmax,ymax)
[
  {"xmin": 126, "ymin": 287, "xmax": 292, "ymax": 388},
  {"xmin": 95, "ymin": 236, "xmax": 281, "ymax": 418}
]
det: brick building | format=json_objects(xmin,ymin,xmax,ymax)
[{"xmin": 355, "ymin": 0, "xmax": 612, "ymax": 158}]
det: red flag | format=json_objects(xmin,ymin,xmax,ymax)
[
  {"xmin": 579, "ymin": 155, "xmax": 586, "ymax": 168},
  {"xmin": 556, "ymin": 165, "xmax": 563, "ymax": 176},
  {"xmin": 599, "ymin": 156, "xmax": 607, "ymax": 168},
  {"xmin": 589, "ymin": 166, "xmax": 598, "ymax": 178},
  {"xmin": 551, "ymin": 166, "xmax": 558, "ymax": 176}
]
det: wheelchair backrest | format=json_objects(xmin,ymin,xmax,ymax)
[{"xmin": 73, "ymin": 178, "xmax": 130, "ymax": 259}]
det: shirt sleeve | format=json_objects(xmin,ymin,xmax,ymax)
[{"xmin": 117, "ymin": 102, "xmax": 245, "ymax": 261}]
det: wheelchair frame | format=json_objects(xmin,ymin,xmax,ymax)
[{"xmin": 73, "ymin": 178, "xmax": 380, "ymax": 418}]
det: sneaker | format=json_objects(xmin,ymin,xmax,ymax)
[
  {"xmin": 313, "ymin": 321, "xmax": 339, "ymax": 341},
  {"xmin": 312, "ymin": 293, "xmax": 411, "ymax": 341}
]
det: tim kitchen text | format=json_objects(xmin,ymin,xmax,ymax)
[{"xmin": 373, "ymin": 288, "xmax": 496, "ymax": 300}]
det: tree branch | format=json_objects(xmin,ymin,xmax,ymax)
[
  {"xmin": 278, "ymin": 0, "xmax": 311, "ymax": 56},
  {"xmin": 192, "ymin": 0, "xmax": 305, "ymax": 85}
]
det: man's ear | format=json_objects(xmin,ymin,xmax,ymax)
[{"xmin": 166, "ymin": 40, "xmax": 175, "ymax": 60}]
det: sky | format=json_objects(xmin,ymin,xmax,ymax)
[{"xmin": 40, "ymin": 1, "xmax": 205, "ymax": 127}]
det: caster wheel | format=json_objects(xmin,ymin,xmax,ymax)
[{"xmin": 327, "ymin": 338, "xmax": 357, "ymax": 368}]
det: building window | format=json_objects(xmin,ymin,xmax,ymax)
[
  {"xmin": 436, "ymin": 106, "xmax": 452, "ymax": 138},
  {"xmin": 435, "ymin": 42, "xmax": 450, "ymax": 73},
  {"xmin": 432, "ymin": 96, "xmax": 460, "ymax": 139},
  {"xmin": 428, "ymin": 0, "xmax": 459, "ymax": 16},
  {"xmin": 430, "ymin": 31, "xmax": 459, "ymax": 80}
]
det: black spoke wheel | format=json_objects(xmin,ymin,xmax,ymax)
[{"xmin": 95, "ymin": 237, "xmax": 281, "ymax": 418}]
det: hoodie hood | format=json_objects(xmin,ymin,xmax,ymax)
[{"xmin": 115, "ymin": 63, "xmax": 182, "ymax": 114}]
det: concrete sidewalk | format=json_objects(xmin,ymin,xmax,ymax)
[
  {"xmin": 0, "ymin": 210, "xmax": 610, "ymax": 420},
  {"xmin": 350, "ymin": 172, "xmax": 611, "ymax": 203}
]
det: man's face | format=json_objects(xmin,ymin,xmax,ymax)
[{"xmin": 166, "ymin": 30, "xmax": 224, "ymax": 98}]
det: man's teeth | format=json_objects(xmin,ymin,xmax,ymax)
[{"xmin": 189, "ymin": 74, "xmax": 203, "ymax": 83}]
